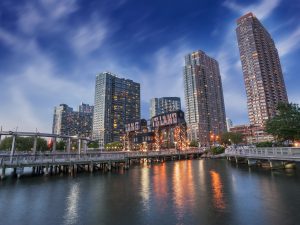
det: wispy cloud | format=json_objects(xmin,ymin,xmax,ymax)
[
  {"xmin": 137, "ymin": 45, "xmax": 191, "ymax": 115},
  {"xmin": 223, "ymin": 0, "xmax": 281, "ymax": 20},
  {"xmin": 70, "ymin": 16, "xmax": 108, "ymax": 56},
  {"xmin": 277, "ymin": 26, "xmax": 300, "ymax": 57},
  {"xmin": 17, "ymin": 0, "xmax": 78, "ymax": 34},
  {"xmin": 0, "ymin": 50, "xmax": 93, "ymax": 132}
]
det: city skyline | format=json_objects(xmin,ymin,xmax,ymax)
[{"xmin": 0, "ymin": 0, "xmax": 299, "ymax": 132}]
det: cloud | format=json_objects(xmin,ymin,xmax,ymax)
[
  {"xmin": 136, "ymin": 45, "xmax": 191, "ymax": 115},
  {"xmin": 17, "ymin": 0, "xmax": 78, "ymax": 34},
  {"xmin": 0, "ymin": 27, "xmax": 93, "ymax": 132},
  {"xmin": 277, "ymin": 26, "xmax": 300, "ymax": 57},
  {"xmin": 70, "ymin": 16, "xmax": 108, "ymax": 56},
  {"xmin": 0, "ymin": 56, "xmax": 93, "ymax": 132},
  {"xmin": 223, "ymin": 0, "xmax": 281, "ymax": 20}
]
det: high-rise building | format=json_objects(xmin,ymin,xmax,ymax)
[
  {"xmin": 226, "ymin": 118, "xmax": 233, "ymax": 131},
  {"xmin": 150, "ymin": 97, "xmax": 181, "ymax": 118},
  {"xmin": 92, "ymin": 72, "xmax": 140, "ymax": 148},
  {"xmin": 236, "ymin": 12, "xmax": 288, "ymax": 126},
  {"xmin": 183, "ymin": 50, "xmax": 226, "ymax": 145},
  {"xmin": 52, "ymin": 103, "xmax": 94, "ymax": 137}
]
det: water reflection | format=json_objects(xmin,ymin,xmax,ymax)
[
  {"xmin": 153, "ymin": 164, "xmax": 167, "ymax": 210},
  {"xmin": 172, "ymin": 161, "xmax": 196, "ymax": 222},
  {"xmin": 64, "ymin": 183, "xmax": 80, "ymax": 225},
  {"xmin": 210, "ymin": 170, "xmax": 225, "ymax": 210},
  {"xmin": 140, "ymin": 167, "xmax": 150, "ymax": 211}
]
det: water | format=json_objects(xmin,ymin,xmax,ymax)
[{"xmin": 1, "ymin": 159, "xmax": 300, "ymax": 225}]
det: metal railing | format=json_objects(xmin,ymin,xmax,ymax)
[
  {"xmin": 0, "ymin": 149, "xmax": 205, "ymax": 167},
  {"xmin": 225, "ymin": 146, "xmax": 300, "ymax": 159}
]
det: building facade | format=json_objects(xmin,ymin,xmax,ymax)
[
  {"xmin": 226, "ymin": 118, "xmax": 233, "ymax": 132},
  {"xmin": 92, "ymin": 72, "xmax": 140, "ymax": 149},
  {"xmin": 236, "ymin": 12, "xmax": 288, "ymax": 126},
  {"xmin": 150, "ymin": 97, "xmax": 181, "ymax": 118},
  {"xmin": 52, "ymin": 103, "xmax": 94, "ymax": 137},
  {"xmin": 230, "ymin": 124, "xmax": 274, "ymax": 144},
  {"xmin": 183, "ymin": 50, "xmax": 226, "ymax": 146},
  {"xmin": 123, "ymin": 110, "xmax": 188, "ymax": 151}
]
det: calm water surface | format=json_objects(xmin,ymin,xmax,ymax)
[{"xmin": 0, "ymin": 159, "xmax": 300, "ymax": 225}]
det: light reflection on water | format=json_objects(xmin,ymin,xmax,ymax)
[
  {"xmin": 140, "ymin": 166, "xmax": 150, "ymax": 211},
  {"xmin": 210, "ymin": 170, "xmax": 226, "ymax": 210},
  {"xmin": 63, "ymin": 183, "xmax": 80, "ymax": 225},
  {"xmin": 153, "ymin": 163, "xmax": 168, "ymax": 210}
]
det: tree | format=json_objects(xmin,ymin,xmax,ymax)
[
  {"xmin": 210, "ymin": 146, "xmax": 225, "ymax": 155},
  {"xmin": 265, "ymin": 103, "xmax": 300, "ymax": 142},
  {"xmin": 189, "ymin": 139, "xmax": 198, "ymax": 147},
  {"xmin": 0, "ymin": 137, "xmax": 47, "ymax": 151},
  {"xmin": 88, "ymin": 141, "xmax": 99, "ymax": 148},
  {"xmin": 105, "ymin": 142, "xmax": 123, "ymax": 151},
  {"xmin": 56, "ymin": 140, "xmax": 66, "ymax": 151},
  {"xmin": 220, "ymin": 132, "xmax": 243, "ymax": 145},
  {"xmin": 256, "ymin": 142, "xmax": 273, "ymax": 147}
]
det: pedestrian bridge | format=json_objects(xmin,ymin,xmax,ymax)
[
  {"xmin": 225, "ymin": 146, "xmax": 300, "ymax": 161},
  {"xmin": 225, "ymin": 146, "xmax": 300, "ymax": 169}
]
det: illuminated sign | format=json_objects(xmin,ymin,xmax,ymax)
[
  {"xmin": 125, "ymin": 119, "xmax": 147, "ymax": 132},
  {"xmin": 151, "ymin": 111, "xmax": 184, "ymax": 128},
  {"xmin": 125, "ymin": 122, "xmax": 141, "ymax": 132}
]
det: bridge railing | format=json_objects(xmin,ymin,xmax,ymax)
[
  {"xmin": 225, "ymin": 146, "xmax": 300, "ymax": 158},
  {"xmin": 0, "ymin": 148, "xmax": 205, "ymax": 166}
]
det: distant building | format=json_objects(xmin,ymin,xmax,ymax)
[
  {"xmin": 236, "ymin": 12, "xmax": 288, "ymax": 127},
  {"xmin": 150, "ymin": 97, "xmax": 181, "ymax": 118},
  {"xmin": 52, "ymin": 103, "xmax": 94, "ymax": 137},
  {"xmin": 183, "ymin": 50, "xmax": 226, "ymax": 146},
  {"xmin": 230, "ymin": 124, "xmax": 273, "ymax": 143},
  {"xmin": 92, "ymin": 72, "xmax": 140, "ymax": 149},
  {"xmin": 226, "ymin": 118, "xmax": 233, "ymax": 131}
]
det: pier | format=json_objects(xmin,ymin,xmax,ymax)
[{"xmin": 0, "ymin": 149, "xmax": 205, "ymax": 179}]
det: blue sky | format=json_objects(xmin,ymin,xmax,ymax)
[{"xmin": 0, "ymin": 0, "xmax": 299, "ymax": 132}]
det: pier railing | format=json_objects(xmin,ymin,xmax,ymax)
[
  {"xmin": 0, "ymin": 148, "xmax": 205, "ymax": 167},
  {"xmin": 225, "ymin": 146, "xmax": 300, "ymax": 161}
]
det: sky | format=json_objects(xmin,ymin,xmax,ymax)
[{"xmin": 0, "ymin": 0, "xmax": 299, "ymax": 133}]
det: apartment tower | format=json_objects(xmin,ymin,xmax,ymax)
[
  {"xmin": 150, "ymin": 97, "xmax": 181, "ymax": 118},
  {"xmin": 236, "ymin": 12, "xmax": 288, "ymax": 126},
  {"xmin": 183, "ymin": 50, "xmax": 226, "ymax": 146},
  {"xmin": 92, "ymin": 72, "xmax": 140, "ymax": 149}
]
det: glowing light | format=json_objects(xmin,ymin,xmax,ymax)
[{"xmin": 210, "ymin": 170, "xmax": 225, "ymax": 210}]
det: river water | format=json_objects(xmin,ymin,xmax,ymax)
[{"xmin": 0, "ymin": 159, "xmax": 299, "ymax": 225}]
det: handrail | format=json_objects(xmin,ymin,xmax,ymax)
[
  {"xmin": 225, "ymin": 147, "xmax": 300, "ymax": 158},
  {"xmin": 0, "ymin": 149, "xmax": 205, "ymax": 166}
]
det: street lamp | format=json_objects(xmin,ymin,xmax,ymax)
[{"xmin": 174, "ymin": 141, "xmax": 177, "ymax": 151}]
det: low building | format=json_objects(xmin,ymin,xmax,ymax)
[
  {"xmin": 123, "ymin": 110, "xmax": 188, "ymax": 151},
  {"xmin": 230, "ymin": 124, "xmax": 273, "ymax": 144}
]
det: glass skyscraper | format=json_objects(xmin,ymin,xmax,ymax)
[
  {"xmin": 183, "ymin": 50, "xmax": 226, "ymax": 146},
  {"xmin": 92, "ymin": 72, "xmax": 140, "ymax": 148}
]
